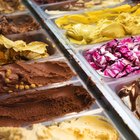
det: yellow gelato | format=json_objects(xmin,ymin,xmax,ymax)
[
  {"xmin": 55, "ymin": 4, "xmax": 140, "ymax": 45},
  {"xmin": 0, "ymin": 116, "xmax": 119, "ymax": 140},
  {"xmin": 0, "ymin": 35, "xmax": 49, "ymax": 65}
]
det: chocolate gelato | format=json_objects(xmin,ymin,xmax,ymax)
[
  {"xmin": 118, "ymin": 78, "xmax": 140, "ymax": 119},
  {"xmin": 0, "ymin": 15, "xmax": 40, "ymax": 35},
  {"xmin": 0, "ymin": 61, "xmax": 75, "ymax": 93},
  {"xmin": 0, "ymin": 85, "xmax": 94, "ymax": 126},
  {"xmin": 0, "ymin": 0, "xmax": 25, "ymax": 14}
]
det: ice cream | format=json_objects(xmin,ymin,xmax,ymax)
[
  {"xmin": 84, "ymin": 36, "xmax": 140, "ymax": 78},
  {"xmin": 0, "ymin": 116, "xmax": 119, "ymax": 140},
  {"xmin": 0, "ymin": 85, "xmax": 94, "ymax": 126},
  {"xmin": 45, "ymin": 0, "xmax": 124, "ymax": 15},
  {"xmin": 34, "ymin": 0, "xmax": 68, "ymax": 4},
  {"xmin": 55, "ymin": 4, "xmax": 140, "ymax": 45},
  {"xmin": 118, "ymin": 78, "xmax": 140, "ymax": 119},
  {"xmin": 0, "ymin": 0, "xmax": 25, "ymax": 14},
  {"xmin": 0, "ymin": 61, "xmax": 75, "ymax": 93},
  {"xmin": 0, "ymin": 15, "xmax": 40, "ymax": 35},
  {"xmin": 45, "ymin": 0, "xmax": 97, "ymax": 15},
  {"xmin": 0, "ymin": 35, "xmax": 49, "ymax": 65}
]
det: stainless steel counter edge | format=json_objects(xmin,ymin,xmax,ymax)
[
  {"xmin": 22, "ymin": 0, "xmax": 139, "ymax": 139},
  {"xmin": 69, "ymin": 50, "xmax": 140, "ymax": 139}
]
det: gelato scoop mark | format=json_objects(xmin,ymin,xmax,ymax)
[
  {"xmin": 0, "ymin": 61, "xmax": 75, "ymax": 93},
  {"xmin": 118, "ymin": 78, "xmax": 140, "ymax": 119},
  {"xmin": 0, "ymin": 0, "xmax": 25, "ymax": 14},
  {"xmin": 55, "ymin": 4, "xmax": 140, "ymax": 45},
  {"xmin": 84, "ymin": 36, "xmax": 140, "ymax": 78},
  {"xmin": 0, "ymin": 85, "xmax": 94, "ymax": 126},
  {"xmin": 0, "ymin": 116, "xmax": 119, "ymax": 140},
  {"xmin": 0, "ymin": 15, "xmax": 40, "ymax": 35},
  {"xmin": 0, "ymin": 35, "xmax": 49, "ymax": 65}
]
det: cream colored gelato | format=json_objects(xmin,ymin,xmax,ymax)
[{"xmin": 0, "ymin": 116, "xmax": 119, "ymax": 140}]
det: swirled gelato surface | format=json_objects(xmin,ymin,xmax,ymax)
[
  {"xmin": 0, "ymin": 116, "xmax": 119, "ymax": 140},
  {"xmin": 0, "ymin": 61, "xmax": 75, "ymax": 93},
  {"xmin": 0, "ymin": 15, "xmax": 40, "ymax": 35},
  {"xmin": 55, "ymin": 4, "xmax": 140, "ymax": 45},
  {"xmin": 0, "ymin": 85, "xmax": 94, "ymax": 126},
  {"xmin": 84, "ymin": 36, "xmax": 140, "ymax": 78},
  {"xmin": 0, "ymin": 0, "xmax": 25, "ymax": 14},
  {"xmin": 118, "ymin": 78, "xmax": 140, "ymax": 119}
]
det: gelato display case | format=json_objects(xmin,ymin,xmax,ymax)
[{"xmin": 0, "ymin": 0, "xmax": 139, "ymax": 140}]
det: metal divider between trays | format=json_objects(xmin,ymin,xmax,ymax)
[
  {"xmin": 2, "ymin": 8, "xmax": 63, "ymax": 59},
  {"xmin": 42, "ymin": 3, "xmax": 140, "ymax": 139},
  {"xmin": 26, "ymin": 20, "xmax": 129, "ymax": 139},
  {"xmin": 75, "ymin": 39, "xmax": 140, "ymax": 136},
  {"xmin": 14, "ymin": 55, "xmax": 107, "ymax": 133},
  {"xmin": 1, "ymin": 1, "xmax": 103, "ymax": 130},
  {"xmin": 22, "ymin": 0, "xmax": 139, "ymax": 139},
  {"xmin": 62, "ymin": 36, "xmax": 140, "ymax": 139},
  {"xmin": 29, "ymin": 0, "xmax": 132, "ymax": 19},
  {"xmin": 40, "ymin": 12, "xmax": 140, "ymax": 140},
  {"xmin": 67, "ymin": 50, "xmax": 138, "ymax": 140},
  {"xmin": 15, "ymin": 54, "xmax": 122, "ymax": 138},
  {"xmin": 70, "ymin": 47, "xmax": 140, "ymax": 137}
]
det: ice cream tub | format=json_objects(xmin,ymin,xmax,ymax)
[
  {"xmin": 46, "ymin": 2, "xmax": 139, "ymax": 49},
  {"xmin": 0, "ymin": 55, "xmax": 80, "ymax": 94},
  {"xmin": 40, "ymin": 0, "xmax": 128, "ymax": 18},
  {"xmin": 0, "ymin": 69, "xmax": 126, "ymax": 140},
  {"xmin": 29, "ymin": 0, "xmax": 129, "ymax": 19},
  {"xmin": 108, "ymin": 76, "xmax": 140, "ymax": 120},
  {"xmin": 0, "ymin": 76, "xmax": 97, "ymax": 127},
  {"xmin": 0, "ymin": 28, "xmax": 63, "ymax": 66},
  {"xmin": 40, "ymin": 110, "xmax": 124, "ymax": 140},
  {"xmin": 37, "ymin": 2, "xmax": 135, "ymax": 51},
  {"xmin": 0, "ymin": 52, "xmax": 99, "ymax": 127},
  {"xmin": 40, "ymin": 0, "xmax": 79, "ymax": 18},
  {"xmin": 7, "ymin": 29, "xmax": 61, "ymax": 58},
  {"xmin": 0, "ymin": 107, "xmax": 126, "ymax": 140},
  {"xmin": 76, "ymin": 35, "xmax": 140, "ymax": 83},
  {"xmin": 66, "ymin": 49, "xmax": 140, "ymax": 139},
  {"xmin": 0, "ymin": 11, "xmax": 41, "ymax": 35},
  {"xmin": 107, "ymin": 77, "xmax": 140, "ymax": 133}
]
